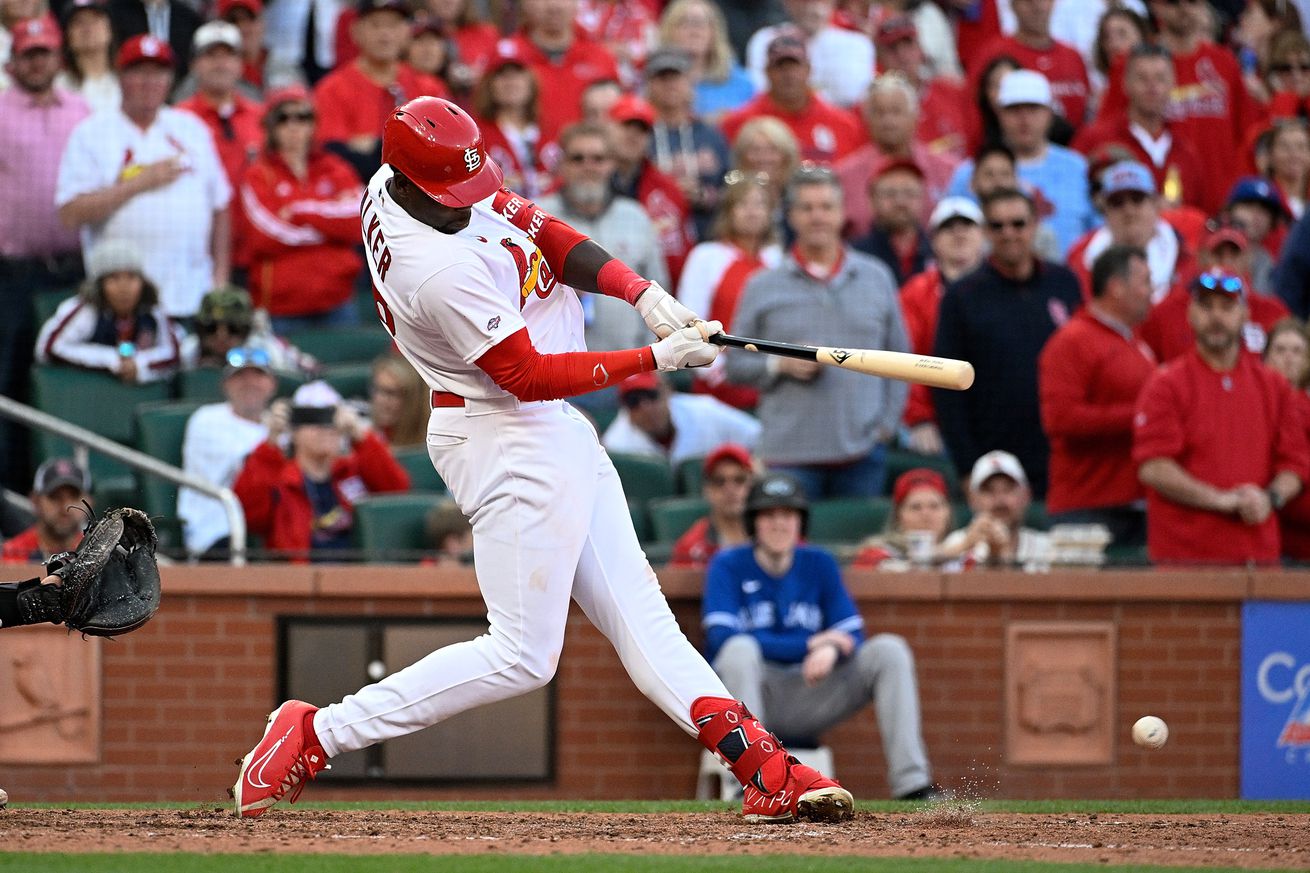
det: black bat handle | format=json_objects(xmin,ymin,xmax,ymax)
[{"xmin": 708, "ymin": 332, "xmax": 820, "ymax": 361}]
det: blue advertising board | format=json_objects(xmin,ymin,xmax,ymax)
[{"xmin": 1241, "ymin": 601, "xmax": 1310, "ymax": 799}]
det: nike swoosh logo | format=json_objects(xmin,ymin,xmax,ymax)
[{"xmin": 246, "ymin": 724, "xmax": 296, "ymax": 790}]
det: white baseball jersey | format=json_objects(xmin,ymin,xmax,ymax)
[{"xmin": 360, "ymin": 165, "xmax": 586, "ymax": 399}]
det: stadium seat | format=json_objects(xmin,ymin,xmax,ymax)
[
  {"xmin": 883, "ymin": 448, "xmax": 960, "ymax": 499},
  {"xmin": 676, "ymin": 455, "xmax": 707, "ymax": 495},
  {"xmin": 648, "ymin": 495, "xmax": 709, "ymax": 543},
  {"xmin": 609, "ymin": 452, "xmax": 676, "ymax": 504},
  {"xmin": 589, "ymin": 405, "xmax": 618, "ymax": 436},
  {"xmin": 628, "ymin": 498, "xmax": 653, "ymax": 543},
  {"xmin": 282, "ymin": 326, "xmax": 393, "ymax": 365},
  {"xmin": 353, "ymin": 492, "xmax": 447, "ymax": 562},
  {"xmin": 392, "ymin": 445, "xmax": 446, "ymax": 493},
  {"xmin": 1025, "ymin": 500, "xmax": 1051, "ymax": 531},
  {"xmin": 30, "ymin": 367, "xmax": 171, "ymax": 484},
  {"xmin": 807, "ymin": 496, "xmax": 894, "ymax": 544},
  {"xmin": 136, "ymin": 400, "xmax": 205, "ymax": 548},
  {"xmin": 321, "ymin": 362, "xmax": 374, "ymax": 401},
  {"xmin": 32, "ymin": 289, "xmax": 75, "ymax": 328}
]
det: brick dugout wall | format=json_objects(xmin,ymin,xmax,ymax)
[{"xmin": 3, "ymin": 565, "xmax": 1301, "ymax": 803}]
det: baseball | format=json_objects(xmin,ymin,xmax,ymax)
[
  {"xmin": 1132, "ymin": 715, "xmax": 1169, "ymax": 749},
  {"xmin": 0, "ymin": 788, "xmax": 8, "ymax": 809}
]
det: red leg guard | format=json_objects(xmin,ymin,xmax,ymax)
[{"xmin": 691, "ymin": 696, "xmax": 790, "ymax": 794}]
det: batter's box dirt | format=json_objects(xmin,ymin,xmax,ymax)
[{"xmin": 0, "ymin": 808, "xmax": 1307, "ymax": 868}]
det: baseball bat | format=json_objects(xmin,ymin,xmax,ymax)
[{"xmin": 708, "ymin": 333, "xmax": 975, "ymax": 391}]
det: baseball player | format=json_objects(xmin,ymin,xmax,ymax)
[{"xmin": 233, "ymin": 97, "xmax": 853, "ymax": 825}]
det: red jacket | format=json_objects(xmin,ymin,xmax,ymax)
[
  {"xmin": 1038, "ymin": 308, "xmax": 1157, "ymax": 514},
  {"xmin": 1071, "ymin": 116, "xmax": 1213, "ymax": 214},
  {"xmin": 1064, "ymin": 223, "xmax": 1195, "ymax": 306},
  {"xmin": 898, "ymin": 265, "xmax": 947, "ymax": 428},
  {"xmin": 506, "ymin": 30, "xmax": 620, "ymax": 146},
  {"xmin": 233, "ymin": 433, "xmax": 410, "ymax": 559},
  {"xmin": 239, "ymin": 149, "xmax": 365, "ymax": 316},
  {"xmin": 314, "ymin": 62, "xmax": 447, "ymax": 146},
  {"xmin": 1279, "ymin": 391, "xmax": 1310, "ymax": 560},
  {"xmin": 629, "ymin": 160, "xmax": 694, "ymax": 285}
]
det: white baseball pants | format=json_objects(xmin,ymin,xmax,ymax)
[{"xmin": 314, "ymin": 398, "xmax": 730, "ymax": 757}]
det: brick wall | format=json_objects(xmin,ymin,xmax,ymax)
[{"xmin": 2, "ymin": 565, "xmax": 1297, "ymax": 803}]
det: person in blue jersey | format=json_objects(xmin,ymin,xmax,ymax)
[{"xmin": 701, "ymin": 471, "xmax": 941, "ymax": 801}]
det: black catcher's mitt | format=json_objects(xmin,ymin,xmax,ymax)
[{"xmin": 47, "ymin": 507, "xmax": 161, "ymax": 636}]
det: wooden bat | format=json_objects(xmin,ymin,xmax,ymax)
[{"xmin": 708, "ymin": 333, "xmax": 975, "ymax": 391}]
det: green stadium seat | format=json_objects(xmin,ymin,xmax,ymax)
[
  {"xmin": 676, "ymin": 455, "xmax": 707, "ymax": 495},
  {"xmin": 30, "ymin": 367, "xmax": 171, "ymax": 484},
  {"xmin": 643, "ymin": 540, "xmax": 674, "ymax": 565},
  {"xmin": 1104, "ymin": 543, "xmax": 1149, "ymax": 567},
  {"xmin": 609, "ymin": 451, "xmax": 676, "ymax": 504},
  {"xmin": 33, "ymin": 289, "xmax": 76, "ymax": 328},
  {"xmin": 353, "ymin": 492, "xmax": 447, "ymax": 562},
  {"xmin": 807, "ymin": 496, "xmax": 894, "ymax": 544},
  {"xmin": 883, "ymin": 448, "xmax": 961, "ymax": 499},
  {"xmin": 283, "ymin": 326, "xmax": 393, "ymax": 365},
  {"xmin": 628, "ymin": 498, "xmax": 653, "ymax": 543},
  {"xmin": 648, "ymin": 495, "xmax": 709, "ymax": 543},
  {"xmin": 1025, "ymin": 500, "xmax": 1050, "ymax": 531},
  {"xmin": 589, "ymin": 404, "xmax": 618, "ymax": 436},
  {"xmin": 135, "ymin": 400, "xmax": 205, "ymax": 547},
  {"xmin": 321, "ymin": 362, "xmax": 374, "ymax": 401},
  {"xmin": 392, "ymin": 445, "xmax": 446, "ymax": 493}
]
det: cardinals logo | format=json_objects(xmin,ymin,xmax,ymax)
[{"xmin": 500, "ymin": 238, "xmax": 556, "ymax": 309}]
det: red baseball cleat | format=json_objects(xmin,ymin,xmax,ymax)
[
  {"xmin": 741, "ymin": 756, "xmax": 854, "ymax": 824},
  {"xmin": 232, "ymin": 700, "xmax": 328, "ymax": 818}
]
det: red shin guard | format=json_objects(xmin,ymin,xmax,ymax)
[{"xmin": 691, "ymin": 696, "xmax": 789, "ymax": 794}]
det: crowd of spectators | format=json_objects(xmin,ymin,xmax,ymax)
[{"xmin": 6, "ymin": 0, "xmax": 1310, "ymax": 567}]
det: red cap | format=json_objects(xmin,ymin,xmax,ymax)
[
  {"xmin": 892, "ymin": 467, "xmax": 947, "ymax": 506},
  {"xmin": 703, "ymin": 443, "xmax": 753, "ymax": 477},
  {"xmin": 874, "ymin": 157, "xmax": 924, "ymax": 183},
  {"xmin": 11, "ymin": 14, "xmax": 61, "ymax": 55},
  {"xmin": 1202, "ymin": 224, "xmax": 1249, "ymax": 253},
  {"xmin": 618, "ymin": 371, "xmax": 660, "ymax": 396},
  {"xmin": 264, "ymin": 84, "xmax": 312, "ymax": 111},
  {"xmin": 218, "ymin": 0, "xmax": 262, "ymax": 17},
  {"xmin": 116, "ymin": 34, "xmax": 176, "ymax": 70},
  {"xmin": 875, "ymin": 15, "xmax": 918, "ymax": 47},
  {"xmin": 486, "ymin": 39, "xmax": 529, "ymax": 74},
  {"xmin": 608, "ymin": 94, "xmax": 656, "ymax": 127}
]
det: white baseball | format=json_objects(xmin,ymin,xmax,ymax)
[
  {"xmin": 0, "ymin": 788, "xmax": 8, "ymax": 809},
  {"xmin": 1132, "ymin": 715, "xmax": 1169, "ymax": 749}
]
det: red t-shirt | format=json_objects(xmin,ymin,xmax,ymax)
[
  {"xmin": 669, "ymin": 517, "xmax": 716, "ymax": 568},
  {"xmin": 314, "ymin": 62, "xmax": 447, "ymax": 145},
  {"xmin": 1139, "ymin": 287, "xmax": 1290, "ymax": 364},
  {"xmin": 1039, "ymin": 308, "xmax": 1157, "ymax": 513},
  {"xmin": 1132, "ymin": 350, "xmax": 1309, "ymax": 564},
  {"xmin": 916, "ymin": 78, "xmax": 974, "ymax": 161},
  {"xmin": 898, "ymin": 265, "xmax": 946, "ymax": 428},
  {"xmin": 970, "ymin": 35, "xmax": 1090, "ymax": 127},
  {"xmin": 1, "ymin": 527, "xmax": 44, "ymax": 563},
  {"xmin": 505, "ymin": 31, "xmax": 620, "ymax": 146},
  {"xmin": 721, "ymin": 92, "xmax": 864, "ymax": 165},
  {"xmin": 1096, "ymin": 43, "xmax": 1265, "ymax": 207},
  {"xmin": 1278, "ymin": 391, "xmax": 1310, "ymax": 560}
]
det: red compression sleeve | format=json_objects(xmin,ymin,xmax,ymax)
[
  {"xmin": 476, "ymin": 327, "xmax": 656, "ymax": 402},
  {"xmin": 596, "ymin": 258, "xmax": 648, "ymax": 304},
  {"xmin": 491, "ymin": 188, "xmax": 589, "ymax": 269}
]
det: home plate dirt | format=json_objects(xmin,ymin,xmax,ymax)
[{"xmin": 1, "ymin": 808, "xmax": 1307, "ymax": 868}]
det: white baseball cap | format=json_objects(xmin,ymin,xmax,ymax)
[
  {"xmin": 193, "ymin": 20, "xmax": 242, "ymax": 53},
  {"xmin": 929, "ymin": 196, "xmax": 984, "ymax": 233},
  {"xmin": 998, "ymin": 69, "xmax": 1052, "ymax": 109},
  {"xmin": 969, "ymin": 450, "xmax": 1029, "ymax": 491}
]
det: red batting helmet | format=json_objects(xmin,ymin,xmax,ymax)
[{"xmin": 382, "ymin": 96, "xmax": 504, "ymax": 207}]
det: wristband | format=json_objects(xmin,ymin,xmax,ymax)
[
  {"xmin": 596, "ymin": 258, "xmax": 647, "ymax": 304},
  {"xmin": 1269, "ymin": 487, "xmax": 1288, "ymax": 511}
]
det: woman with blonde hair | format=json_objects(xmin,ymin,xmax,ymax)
[
  {"xmin": 677, "ymin": 175, "xmax": 781, "ymax": 409},
  {"xmin": 657, "ymin": 0, "xmax": 754, "ymax": 122},
  {"xmin": 728, "ymin": 116, "xmax": 800, "ymax": 202},
  {"xmin": 369, "ymin": 354, "xmax": 429, "ymax": 448}
]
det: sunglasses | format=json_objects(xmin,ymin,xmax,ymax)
[
  {"xmin": 274, "ymin": 110, "xmax": 316, "ymax": 125},
  {"xmin": 225, "ymin": 346, "xmax": 272, "ymax": 368},
  {"xmin": 1272, "ymin": 62, "xmax": 1310, "ymax": 74},
  {"xmin": 621, "ymin": 389, "xmax": 660, "ymax": 408},
  {"xmin": 198, "ymin": 319, "xmax": 251, "ymax": 335},
  {"xmin": 1106, "ymin": 191, "xmax": 1149, "ymax": 208},
  {"xmin": 566, "ymin": 152, "xmax": 611, "ymax": 164},
  {"xmin": 707, "ymin": 473, "xmax": 751, "ymax": 488},
  {"xmin": 1194, "ymin": 272, "xmax": 1245, "ymax": 295},
  {"xmin": 986, "ymin": 218, "xmax": 1029, "ymax": 231},
  {"xmin": 1161, "ymin": 0, "xmax": 1203, "ymax": 5}
]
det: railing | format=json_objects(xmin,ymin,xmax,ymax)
[{"xmin": 0, "ymin": 394, "xmax": 247, "ymax": 565}]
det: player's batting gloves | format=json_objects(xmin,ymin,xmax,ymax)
[
  {"xmin": 635, "ymin": 282, "xmax": 701, "ymax": 338},
  {"xmin": 652, "ymin": 320, "xmax": 723, "ymax": 370}
]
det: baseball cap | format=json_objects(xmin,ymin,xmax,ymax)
[
  {"xmin": 766, "ymin": 29, "xmax": 808, "ymax": 66},
  {"xmin": 263, "ymin": 84, "xmax": 313, "ymax": 116},
  {"xmin": 874, "ymin": 158, "xmax": 924, "ymax": 184},
  {"xmin": 892, "ymin": 467, "xmax": 948, "ymax": 506},
  {"xmin": 645, "ymin": 47, "xmax": 692, "ymax": 77},
  {"xmin": 703, "ymin": 443, "xmax": 754, "ymax": 477},
  {"xmin": 193, "ymin": 20, "xmax": 242, "ymax": 54},
  {"xmin": 198, "ymin": 285, "xmax": 254, "ymax": 330},
  {"xmin": 998, "ymin": 69, "xmax": 1052, "ymax": 109},
  {"xmin": 357, "ymin": 0, "xmax": 411, "ymax": 18},
  {"xmin": 875, "ymin": 15, "xmax": 918, "ymax": 48},
  {"xmin": 618, "ymin": 371, "xmax": 661, "ymax": 398},
  {"xmin": 1202, "ymin": 223, "xmax": 1249, "ymax": 252},
  {"xmin": 969, "ymin": 450, "xmax": 1028, "ymax": 492},
  {"xmin": 33, "ymin": 457, "xmax": 91, "ymax": 496},
  {"xmin": 1099, "ymin": 160, "xmax": 1156, "ymax": 197},
  {"xmin": 485, "ymin": 41, "xmax": 529, "ymax": 75},
  {"xmin": 1226, "ymin": 176, "xmax": 1291, "ymax": 218},
  {"xmin": 608, "ymin": 94, "xmax": 656, "ymax": 127},
  {"xmin": 61, "ymin": 0, "xmax": 109, "ymax": 25},
  {"xmin": 290, "ymin": 380, "xmax": 342, "ymax": 426},
  {"xmin": 11, "ymin": 14, "xmax": 61, "ymax": 54},
  {"xmin": 1190, "ymin": 268, "xmax": 1247, "ymax": 299},
  {"xmin": 928, "ymin": 196, "xmax": 984, "ymax": 233},
  {"xmin": 223, "ymin": 345, "xmax": 274, "ymax": 379},
  {"xmin": 218, "ymin": 0, "xmax": 262, "ymax": 17},
  {"xmin": 86, "ymin": 239, "xmax": 144, "ymax": 281},
  {"xmin": 116, "ymin": 34, "xmax": 175, "ymax": 70}
]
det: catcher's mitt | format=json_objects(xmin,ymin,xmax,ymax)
[{"xmin": 48, "ymin": 507, "xmax": 161, "ymax": 637}]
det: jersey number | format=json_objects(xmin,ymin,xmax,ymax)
[{"xmin": 373, "ymin": 285, "xmax": 396, "ymax": 336}]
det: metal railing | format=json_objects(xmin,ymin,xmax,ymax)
[{"xmin": 0, "ymin": 394, "xmax": 247, "ymax": 565}]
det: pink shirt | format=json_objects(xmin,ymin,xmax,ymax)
[{"xmin": 0, "ymin": 86, "xmax": 90, "ymax": 258}]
